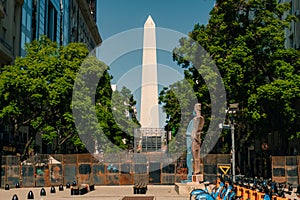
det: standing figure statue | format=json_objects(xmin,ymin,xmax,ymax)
[
  {"xmin": 185, "ymin": 118, "xmax": 193, "ymax": 181},
  {"xmin": 183, "ymin": 103, "xmax": 204, "ymax": 183},
  {"xmin": 191, "ymin": 103, "xmax": 204, "ymax": 175}
]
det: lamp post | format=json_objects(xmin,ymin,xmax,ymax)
[
  {"xmin": 219, "ymin": 103, "xmax": 239, "ymax": 182},
  {"xmin": 230, "ymin": 119, "xmax": 236, "ymax": 181}
]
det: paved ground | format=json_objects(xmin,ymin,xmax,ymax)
[
  {"xmin": 2, "ymin": 185, "xmax": 299, "ymax": 200},
  {"xmin": 0, "ymin": 185, "xmax": 189, "ymax": 200}
]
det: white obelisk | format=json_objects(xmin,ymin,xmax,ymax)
[{"xmin": 140, "ymin": 15, "xmax": 159, "ymax": 128}]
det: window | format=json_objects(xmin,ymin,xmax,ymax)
[
  {"xmin": 47, "ymin": 1, "xmax": 57, "ymax": 41},
  {"xmin": 22, "ymin": 8, "xmax": 26, "ymax": 26},
  {"xmin": 27, "ymin": 13, "xmax": 31, "ymax": 30},
  {"xmin": 13, "ymin": 36, "xmax": 15, "ymax": 55}
]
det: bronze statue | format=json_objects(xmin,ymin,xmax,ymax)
[{"xmin": 191, "ymin": 103, "xmax": 204, "ymax": 175}]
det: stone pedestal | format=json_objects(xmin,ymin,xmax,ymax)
[
  {"xmin": 175, "ymin": 174, "xmax": 204, "ymax": 195},
  {"xmin": 175, "ymin": 182, "xmax": 204, "ymax": 195},
  {"xmin": 192, "ymin": 174, "xmax": 203, "ymax": 182}
]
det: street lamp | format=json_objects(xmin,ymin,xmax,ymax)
[{"xmin": 219, "ymin": 103, "xmax": 239, "ymax": 182}]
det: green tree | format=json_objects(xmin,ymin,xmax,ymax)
[
  {"xmin": 0, "ymin": 36, "xmax": 89, "ymax": 159},
  {"xmin": 160, "ymin": 0, "xmax": 300, "ymax": 154},
  {"xmin": 73, "ymin": 60, "xmax": 140, "ymax": 153},
  {"xmin": 0, "ymin": 36, "xmax": 139, "ymax": 159},
  {"xmin": 111, "ymin": 87, "xmax": 140, "ymax": 149}
]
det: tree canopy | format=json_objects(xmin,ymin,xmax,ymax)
[
  {"xmin": 0, "ymin": 36, "xmax": 139, "ymax": 159},
  {"xmin": 159, "ymin": 0, "xmax": 300, "ymax": 154}
]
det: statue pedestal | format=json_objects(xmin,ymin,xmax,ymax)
[
  {"xmin": 175, "ymin": 174, "xmax": 204, "ymax": 195},
  {"xmin": 192, "ymin": 174, "xmax": 203, "ymax": 182},
  {"xmin": 175, "ymin": 182, "xmax": 203, "ymax": 195}
]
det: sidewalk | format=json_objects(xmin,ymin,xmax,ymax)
[{"xmin": 0, "ymin": 185, "xmax": 189, "ymax": 200}]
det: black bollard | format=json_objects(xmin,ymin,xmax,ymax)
[
  {"xmin": 12, "ymin": 194, "xmax": 18, "ymax": 200},
  {"xmin": 71, "ymin": 187, "xmax": 79, "ymax": 195},
  {"xmin": 66, "ymin": 182, "xmax": 70, "ymax": 188},
  {"xmin": 40, "ymin": 188, "xmax": 46, "ymax": 196},
  {"xmin": 72, "ymin": 180, "xmax": 77, "ymax": 186},
  {"xmin": 15, "ymin": 183, "xmax": 20, "ymax": 188},
  {"xmin": 5, "ymin": 184, "xmax": 9, "ymax": 190},
  {"xmin": 27, "ymin": 190, "xmax": 34, "ymax": 199},
  {"xmin": 59, "ymin": 184, "xmax": 64, "ymax": 191},
  {"xmin": 50, "ymin": 186, "xmax": 56, "ymax": 193}
]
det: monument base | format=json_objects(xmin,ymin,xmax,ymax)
[
  {"xmin": 192, "ymin": 174, "xmax": 203, "ymax": 182},
  {"xmin": 175, "ymin": 182, "xmax": 204, "ymax": 195},
  {"xmin": 175, "ymin": 174, "xmax": 204, "ymax": 195}
]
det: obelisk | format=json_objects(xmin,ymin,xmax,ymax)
[{"xmin": 140, "ymin": 15, "xmax": 159, "ymax": 128}]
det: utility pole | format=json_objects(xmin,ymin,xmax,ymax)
[
  {"xmin": 219, "ymin": 103, "xmax": 238, "ymax": 182},
  {"xmin": 231, "ymin": 120, "xmax": 235, "ymax": 182}
]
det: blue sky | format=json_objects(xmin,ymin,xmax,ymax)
[
  {"xmin": 96, "ymin": 0, "xmax": 215, "ymax": 126},
  {"xmin": 97, "ymin": 0, "xmax": 215, "ymax": 40}
]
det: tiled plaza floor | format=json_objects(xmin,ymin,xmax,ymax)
[{"xmin": 0, "ymin": 185, "xmax": 189, "ymax": 200}]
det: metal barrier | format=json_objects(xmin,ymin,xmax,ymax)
[
  {"xmin": 0, "ymin": 153, "xmax": 230, "ymax": 187},
  {"xmin": 272, "ymin": 156, "xmax": 299, "ymax": 185},
  {"xmin": 203, "ymin": 154, "xmax": 231, "ymax": 183}
]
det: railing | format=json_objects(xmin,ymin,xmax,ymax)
[
  {"xmin": 272, "ymin": 156, "xmax": 300, "ymax": 185},
  {"xmin": 0, "ymin": 153, "xmax": 230, "ymax": 187}
]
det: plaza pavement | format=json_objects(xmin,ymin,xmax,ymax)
[
  {"xmin": 1, "ymin": 184, "xmax": 299, "ymax": 199},
  {"xmin": 0, "ymin": 185, "xmax": 189, "ymax": 200}
]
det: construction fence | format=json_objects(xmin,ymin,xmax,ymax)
[
  {"xmin": 0, "ymin": 153, "xmax": 231, "ymax": 187},
  {"xmin": 272, "ymin": 156, "xmax": 300, "ymax": 186}
]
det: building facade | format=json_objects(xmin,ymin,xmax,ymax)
[
  {"xmin": 0, "ymin": 0, "xmax": 102, "ymax": 155},
  {"xmin": 279, "ymin": 0, "xmax": 300, "ymax": 49},
  {"xmin": 20, "ymin": 0, "xmax": 101, "ymax": 56},
  {"xmin": 68, "ymin": 0, "xmax": 101, "ymax": 51},
  {"xmin": 0, "ymin": 0, "xmax": 23, "ymax": 67}
]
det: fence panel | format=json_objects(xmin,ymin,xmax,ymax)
[
  {"xmin": 77, "ymin": 154, "xmax": 93, "ymax": 185},
  {"xmin": 35, "ymin": 164, "xmax": 48, "ymax": 187},
  {"xmin": 149, "ymin": 162, "xmax": 161, "ymax": 184},
  {"xmin": 92, "ymin": 163, "xmax": 106, "ymax": 185},
  {"xmin": 0, "ymin": 153, "xmax": 232, "ymax": 187},
  {"xmin": 120, "ymin": 163, "xmax": 133, "ymax": 185},
  {"xmin": 272, "ymin": 156, "xmax": 299, "ymax": 185},
  {"xmin": 63, "ymin": 164, "xmax": 77, "ymax": 185},
  {"xmin": 21, "ymin": 165, "xmax": 35, "ymax": 187},
  {"xmin": 203, "ymin": 154, "xmax": 231, "ymax": 183},
  {"xmin": 1, "ymin": 156, "xmax": 20, "ymax": 187},
  {"xmin": 6, "ymin": 165, "xmax": 20, "ymax": 187},
  {"xmin": 286, "ymin": 156, "xmax": 298, "ymax": 185}
]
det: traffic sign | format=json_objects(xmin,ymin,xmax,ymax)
[{"xmin": 219, "ymin": 165, "xmax": 231, "ymax": 175}]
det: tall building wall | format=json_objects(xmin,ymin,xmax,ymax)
[
  {"xmin": 69, "ymin": 0, "xmax": 101, "ymax": 51},
  {"xmin": 0, "ymin": 0, "xmax": 23, "ymax": 67},
  {"xmin": 0, "ymin": 0, "xmax": 102, "ymax": 155},
  {"xmin": 280, "ymin": 0, "xmax": 300, "ymax": 49},
  {"xmin": 20, "ymin": 0, "xmax": 101, "ymax": 56},
  {"xmin": 61, "ymin": 0, "xmax": 70, "ymax": 46},
  {"xmin": 20, "ymin": 0, "xmax": 62, "ymax": 56},
  {"xmin": 20, "ymin": 0, "xmax": 32, "ymax": 56}
]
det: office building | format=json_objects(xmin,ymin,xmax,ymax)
[
  {"xmin": 20, "ymin": 0, "xmax": 101, "ymax": 56},
  {"xmin": 0, "ymin": 0, "xmax": 23, "ymax": 67},
  {"xmin": 279, "ymin": 0, "xmax": 300, "ymax": 49}
]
